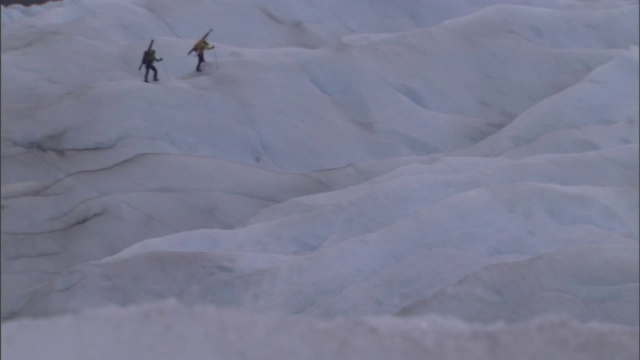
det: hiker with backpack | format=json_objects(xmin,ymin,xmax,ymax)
[
  {"xmin": 192, "ymin": 39, "xmax": 214, "ymax": 72},
  {"xmin": 141, "ymin": 49, "xmax": 163, "ymax": 82}
]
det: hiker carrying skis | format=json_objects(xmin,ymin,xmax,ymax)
[
  {"xmin": 193, "ymin": 39, "xmax": 214, "ymax": 72},
  {"xmin": 142, "ymin": 49, "xmax": 163, "ymax": 82}
]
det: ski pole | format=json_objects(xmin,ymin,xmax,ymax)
[
  {"xmin": 162, "ymin": 61, "xmax": 170, "ymax": 81},
  {"xmin": 213, "ymin": 48, "xmax": 219, "ymax": 68}
]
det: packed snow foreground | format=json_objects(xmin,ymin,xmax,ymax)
[{"xmin": 1, "ymin": 0, "xmax": 638, "ymax": 358}]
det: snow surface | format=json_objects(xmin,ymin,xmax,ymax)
[
  {"xmin": 1, "ymin": 0, "xmax": 638, "ymax": 358},
  {"xmin": 2, "ymin": 301, "xmax": 639, "ymax": 360}
]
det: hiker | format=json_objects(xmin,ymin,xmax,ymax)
[
  {"xmin": 194, "ymin": 39, "xmax": 214, "ymax": 72},
  {"xmin": 142, "ymin": 49, "xmax": 163, "ymax": 82}
]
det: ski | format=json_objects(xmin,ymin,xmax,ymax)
[
  {"xmin": 202, "ymin": 28, "xmax": 213, "ymax": 41},
  {"xmin": 138, "ymin": 39, "xmax": 154, "ymax": 71}
]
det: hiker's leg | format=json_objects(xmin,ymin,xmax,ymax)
[{"xmin": 197, "ymin": 54, "xmax": 204, "ymax": 71}]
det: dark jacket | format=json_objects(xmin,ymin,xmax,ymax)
[{"xmin": 143, "ymin": 50, "xmax": 162, "ymax": 65}]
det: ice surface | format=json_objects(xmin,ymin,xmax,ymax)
[
  {"xmin": 1, "ymin": 0, "xmax": 638, "ymax": 358},
  {"xmin": 2, "ymin": 301, "xmax": 639, "ymax": 360}
]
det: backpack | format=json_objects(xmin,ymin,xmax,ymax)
[
  {"xmin": 193, "ymin": 39, "xmax": 211, "ymax": 53},
  {"xmin": 143, "ymin": 50, "xmax": 154, "ymax": 65}
]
